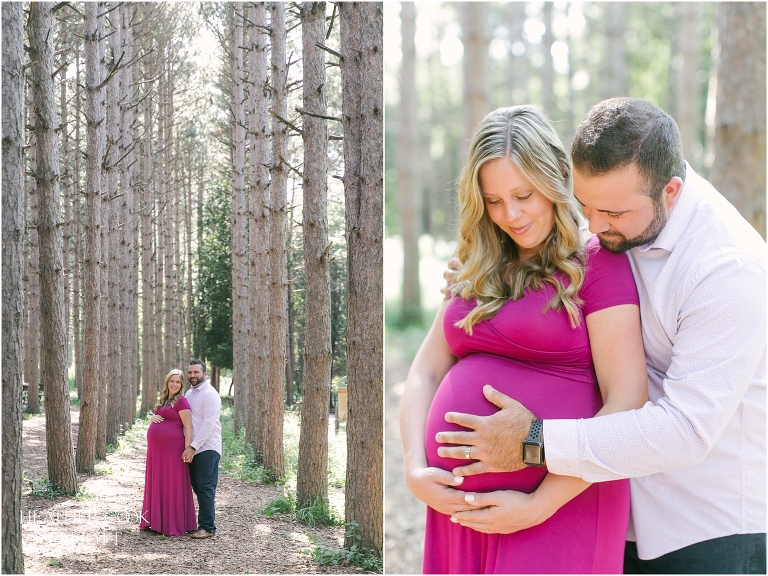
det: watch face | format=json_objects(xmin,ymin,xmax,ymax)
[{"xmin": 523, "ymin": 443, "xmax": 543, "ymax": 465}]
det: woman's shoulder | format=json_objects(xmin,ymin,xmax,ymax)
[
  {"xmin": 174, "ymin": 395, "xmax": 191, "ymax": 410},
  {"xmin": 583, "ymin": 235, "xmax": 631, "ymax": 273},
  {"xmin": 579, "ymin": 235, "xmax": 639, "ymax": 311}
]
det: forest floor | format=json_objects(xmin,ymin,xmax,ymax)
[{"xmin": 20, "ymin": 407, "xmax": 365, "ymax": 574}]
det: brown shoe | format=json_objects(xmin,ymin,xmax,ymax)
[{"xmin": 189, "ymin": 529, "xmax": 214, "ymax": 539}]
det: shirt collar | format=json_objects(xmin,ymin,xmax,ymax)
[
  {"xmin": 189, "ymin": 379, "xmax": 210, "ymax": 392},
  {"xmin": 635, "ymin": 161, "xmax": 699, "ymax": 254}
]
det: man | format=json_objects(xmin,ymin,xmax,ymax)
[
  {"xmin": 434, "ymin": 98, "xmax": 766, "ymax": 573},
  {"xmin": 183, "ymin": 359, "xmax": 222, "ymax": 539}
]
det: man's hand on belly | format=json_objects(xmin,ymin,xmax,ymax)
[
  {"xmin": 450, "ymin": 489, "xmax": 543, "ymax": 534},
  {"xmin": 435, "ymin": 385, "xmax": 535, "ymax": 476}
]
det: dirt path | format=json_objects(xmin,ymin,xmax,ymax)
[
  {"xmin": 383, "ymin": 348, "xmax": 425, "ymax": 574},
  {"xmin": 21, "ymin": 408, "xmax": 364, "ymax": 574}
]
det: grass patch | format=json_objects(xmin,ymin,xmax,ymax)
[
  {"xmin": 263, "ymin": 493, "xmax": 295, "ymax": 517},
  {"xmin": 28, "ymin": 478, "xmax": 64, "ymax": 499},
  {"xmin": 46, "ymin": 558, "xmax": 62, "ymax": 567},
  {"xmin": 74, "ymin": 485, "xmax": 97, "ymax": 501},
  {"xmin": 94, "ymin": 463, "xmax": 113, "ymax": 475},
  {"xmin": 219, "ymin": 406, "xmax": 272, "ymax": 484},
  {"xmin": 308, "ymin": 522, "xmax": 382, "ymax": 573},
  {"xmin": 296, "ymin": 497, "xmax": 342, "ymax": 527}
]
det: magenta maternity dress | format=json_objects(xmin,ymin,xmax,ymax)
[
  {"xmin": 423, "ymin": 237, "xmax": 639, "ymax": 574},
  {"xmin": 139, "ymin": 396, "xmax": 198, "ymax": 536}
]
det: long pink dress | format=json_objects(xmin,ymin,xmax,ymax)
[
  {"xmin": 139, "ymin": 396, "xmax": 198, "ymax": 536},
  {"xmin": 423, "ymin": 238, "xmax": 638, "ymax": 574}
]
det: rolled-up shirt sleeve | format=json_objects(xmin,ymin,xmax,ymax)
[{"xmin": 544, "ymin": 256, "xmax": 766, "ymax": 482}]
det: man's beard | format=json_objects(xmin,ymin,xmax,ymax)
[
  {"xmin": 597, "ymin": 198, "xmax": 667, "ymax": 254},
  {"xmin": 189, "ymin": 377, "xmax": 201, "ymax": 387}
]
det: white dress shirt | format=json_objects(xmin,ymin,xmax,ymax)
[
  {"xmin": 544, "ymin": 164, "xmax": 766, "ymax": 559},
  {"xmin": 185, "ymin": 380, "xmax": 223, "ymax": 455}
]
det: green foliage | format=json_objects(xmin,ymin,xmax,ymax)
[
  {"xmin": 74, "ymin": 485, "xmax": 97, "ymax": 501},
  {"xmin": 309, "ymin": 522, "xmax": 383, "ymax": 573},
  {"xmin": 94, "ymin": 463, "xmax": 113, "ymax": 475},
  {"xmin": 46, "ymin": 558, "xmax": 62, "ymax": 567},
  {"xmin": 28, "ymin": 478, "xmax": 63, "ymax": 499},
  {"xmin": 263, "ymin": 493, "xmax": 295, "ymax": 516},
  {"xmin": 219, "ymin": 405, "xmax": 273, "ymax": 484},
  {"xmin": 194, "ymin": 175, "xmax": 233, "ymax": 371},
  {"xmin": 295, "ymin": 498, "xmax": 342, "ymax": 527}
]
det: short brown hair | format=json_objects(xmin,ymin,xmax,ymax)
[{"xmin": 571, "ymin": 97, "xmax": 685, "ymax": 201}]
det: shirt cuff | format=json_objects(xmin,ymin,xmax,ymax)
[{"xmin": 543, "ymin": 419, "xmax": 585, "ymax": 478}]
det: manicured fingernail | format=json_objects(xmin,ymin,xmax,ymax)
[
  {"xmin": 450, "ymin": 517, "xmax": 458, "ymax": 523},
  {"xmin": 453, "ymin": 476, "xmax": 464, "ymax": 484},
  {"xmin": 465, "ymin": 494, "xmax": 475, "ymax": 503}
]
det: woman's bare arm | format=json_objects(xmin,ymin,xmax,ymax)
[
  {"xmin": 400, "ymin": 300, "xmax": 485, "ymax": 514},
  {"xmin": 178, "ymin": 409, "xmax": 193, "ymax": 450}
]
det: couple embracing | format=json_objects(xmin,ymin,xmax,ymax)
[
  {"xmin": 401, "ymin": 98, "xmax": 766, "ymax": 574},
  {"xmin": 139, "ymin": 360, "xmax": 222, "ymax": 539}
]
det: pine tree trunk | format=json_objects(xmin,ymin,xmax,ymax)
[
  {"xmin": 155, "ymin": 62, "xmax": 166, "ymax": 390},
  {"xmin": 709, "ymin": 2, "xmax": 766, "ymax": 238},
  {"xmin": 120, "ymin": 3, "xmax": 138, "ymax": 426},
  {"xmin": 296, "ymin": 0, "xmax": 331, "ymax": 506},
  {"xmin": 602, "ymin": 3, "xmax": 626, "ymax": 99},
  {"xmin": 105, "ymin": 9, "xmax": 122, "ymax": 453},
  {"xmin": 677, "ymin": 2, "xmax": 703, "ymax": 170},
  {"xmin": 60, "ymin": 41, "xmax": 72, "ymax": 372},
  {"xmin": 2, "ymin": 3, "xmax": 27, "ymax": 570},
  {"xmin": 461, "ymin": 3, "xmax": 489, "ymax": 144},
  {"xmin": 25, "ymin": 76, "xmax": 42, "ymax": 414},
  {"xmin": 230, "ymin": 3, "xmax": 249, "ymax": 436},
  {"xmin": 31, "ymin": 1, "xmax": 79, "ymax": 492},
  {"xmin": 78, "ymin": 0, "xmax": 106, "ymax": 474},
  {"xmin": 73, "ymin": 48, "xmax": 83, "ymax": 401},
  {"xmin": 140, "ymin": 71, "xmax": 156, "ymax": 416},
  {"xmin": 398, "ymin": 2, "xmax": 420, "ymax": 324},
  {"xmin": 266, "ymin": 0, "xmax": 289, "ymax": 475},
  {"xmin": 507, "ymin": 2, "xmax": 527, "ymax": 104},
  {"xmin": 340, "ymin": 1, "xmax": 383, "ymax": 554},
  {"xmin": 541, "ymin": 2, "xmax": 555, "ymax": 116},
  {"xmin": 246, "ymin": 2, "xmax": 271, "ymax": 455}
]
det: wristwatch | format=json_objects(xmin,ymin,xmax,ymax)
[{"xmin": 522, "ymin": 419, "xmax": 545, "ymax": 466}]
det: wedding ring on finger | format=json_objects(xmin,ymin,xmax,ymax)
[{"xmin": 464, "ymin": 446, "xmax": 471, "ymax": 459}]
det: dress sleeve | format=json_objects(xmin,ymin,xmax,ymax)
[
  {"xmin": 579, "ymin": 236, "xmax": 639, "ymax": 316},
  {"xmin": 175, "ymin": 396, "xmax": 191, "ymax": 412}
]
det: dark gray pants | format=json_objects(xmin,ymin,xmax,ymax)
[
  {"xmin": 624, "ymin": 534, "xmax": 767, "ymax": 574},
  {"xmin": 189, "ymin": 450, "xmax": 220, "ymax": 533}
]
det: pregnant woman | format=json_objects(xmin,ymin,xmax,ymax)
[
  {"xmin": 400, "ymin": 106, "xmax": 649, "ymax": 573},
  {"xmin": 139, "ymin": 368, "xmax": 197, "ymax": 536}
]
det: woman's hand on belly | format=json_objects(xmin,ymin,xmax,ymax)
[
  {"xmin": 405, "ymin": 466, "xmax": 486, "ymax": 515},
  {"xmin": 450, "ymin": 489, "xmax": 542, "ymax": 534}
]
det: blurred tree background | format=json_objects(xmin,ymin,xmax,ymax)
[
  {"xmin": 383, "ymin": 3, "xmax": 765, "ymax": 572},
  {"xmin": 384, "ymin": 1, "xmax": 765, "ymax": 328}
]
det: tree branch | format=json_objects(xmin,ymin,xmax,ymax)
[
  {"xmin": 295, "ymin": 107, "xmax": 342, "ymax": 123},
  {"xmin": 315, "ymin": 42, "xmax": 341, "ymax": 60},
  {"xmin": 278, "ymin": 154, "xmax": 306, "ymax": 182},
  {"xmin": 269, "ymin": 109, "xmax": 303, "ymax": 135}
]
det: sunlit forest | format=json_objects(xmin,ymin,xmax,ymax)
[
  {"xmin": 384, "ymin": 1, "xmax": 765, "ymax": 324},
  {"xmin": 3, "ymin": 2, "xmax": 382, "ymax": 573}
]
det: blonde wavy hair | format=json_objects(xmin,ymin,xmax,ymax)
[
  {"xmin": 451, "ymin": 105, "xmax": 587, "ymax": 333},
  {"xmin": 154, "ymin": 369, "xmax": 185, "ymax": 412}
]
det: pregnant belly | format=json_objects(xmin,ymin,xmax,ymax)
[
  {"xmin": 146, "ymin": 420, "xmax": 184, "ymax": 447},
  {"xmin": 425, "ymin": 353, "xmax": 603, "ymax": 494}
]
